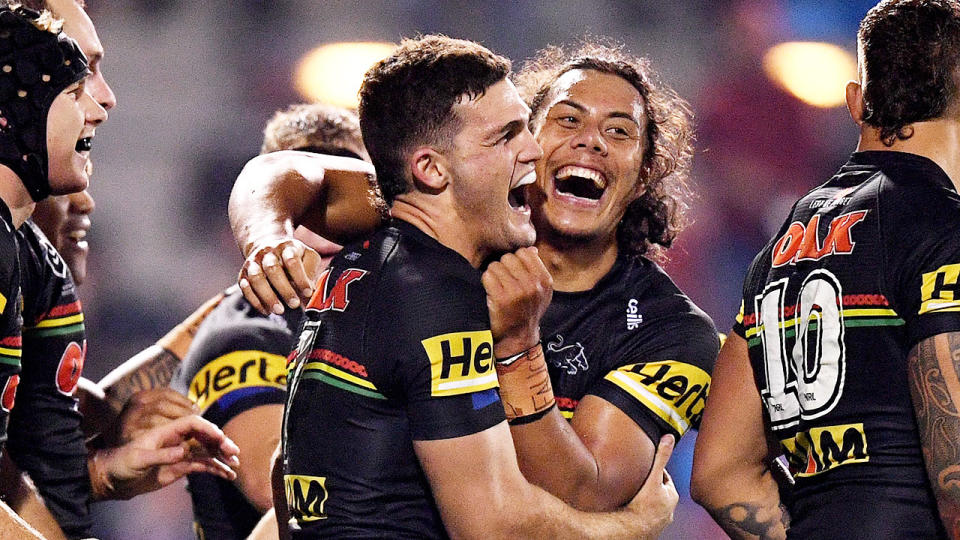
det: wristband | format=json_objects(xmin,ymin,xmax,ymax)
[{"xmin": 495, "ymin": 344, "xmax": 555, "ymax": 422}]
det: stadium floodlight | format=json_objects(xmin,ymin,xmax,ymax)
[
  {"xmin": 295, "ymin": 41, "xmax": 397, "ymax": 108},
  {"xmin": 763, "ymin": 41, "xmax": 857, "ymax": 108}
]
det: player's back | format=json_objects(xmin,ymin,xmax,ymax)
[
  {"xmin": 735, "ymin": 151, "xmax": 955, "ymax": 538},
  {"xmin": 283, "ymin": 220, "xmax": 504, "ymax": 539}
]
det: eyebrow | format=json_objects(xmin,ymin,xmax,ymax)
[
  {"xmin": 487, "ymin": 118, "xmax": 525, "ymax": 141},
  {"xmin": 554, "ymin": 99, "xmax": 639, "ymax": 124}
]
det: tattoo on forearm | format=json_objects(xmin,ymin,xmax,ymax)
[
  {"xmin": 105, "ymin": 348, "xmax": 180, "ymax": 409},
  {"xmin": 908, "ymin": 333, "xmax": 960, "ymax": 535},
  {"xmin": 711, "ymin": 502, "xmax": 789, "ymax": 540}
]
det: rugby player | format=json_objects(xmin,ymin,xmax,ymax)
[
  {"xmin": 0, "ymin": 2, "xmax": 240, "ymax": 538},
  {"xmin": 234, "ymin": 40, "xmax": 717, "ymax": 513},
  {"xmin": 170, "ymin": 103, "xmax": 370, "ymax": 540},
  {"xmin": 234, "ymin": 35, "xmax": 679, "ymax": 538},
  {"xmin": 692, "ymin": 1, "xmax": 960, "ymax": 537}
]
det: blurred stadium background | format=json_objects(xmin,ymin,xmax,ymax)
[{"xmin": 77, "ymin": 0, "xmax": 876, "ymax": 537}]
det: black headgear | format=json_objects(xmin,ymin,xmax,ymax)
[{"xmin": 0, "ymin": 5, "xmax": 88, "ymax": 202}]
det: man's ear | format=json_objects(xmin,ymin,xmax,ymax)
[
  {"xmin": 409, "ymin": 147, "xmax": 449, "ymax": 192},
  {"xmin": 846, "ymin": 80, "xmax": 865, "ymax": 125}
]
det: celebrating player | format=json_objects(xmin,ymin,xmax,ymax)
[{"xmin": 692, "ymin": 1, "xmax": 960, "ymax": 537}]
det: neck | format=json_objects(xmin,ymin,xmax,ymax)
[
  {"xmin": 856, "ymin": 116, "xmax": 960, "ymax": 190},
  {"xmin": 390, "ymin": 195, "xmax": 486, "ymax": 268},
  {"xmin": 535, "ymin": 232, "xmax": 619, "ymax": 292},
  {"xmin": 0, "ymin": 166, "xmax": 34, "ymax": 228}
]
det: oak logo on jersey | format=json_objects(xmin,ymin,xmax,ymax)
[
  {"xmin": 422, "ymin": 330, "xmax": 498, "ymax": 397},
  {"xmin": 305, "ymin": 268, "xmax": 367, "ymax": 313},
  {"xmin": 604, "ymin": 360, "xmax": 710, "ymax": 435},
  {"xmin": 771, "ymin": 210, "xmax": 868, "ymax": 268},
  {"xmin": 920, "ymin": 263, "xmax": 960, "ymax": 314},
  {"xmin": 545, "ymin": 334, "xmax": 589, "ymax": 375},
  {"xmin": 188, "ymin": 350, "xmax": 287, "ymax": 412},
  {"xmin": 780, "ymin": 423, "xmax": 868, "ymax": 477},
  {"xmin": 55, "ymin": 340, "xmax": 85, "ymax": 396},
  {"xmin": 1, "ymin": 374, "xmax": 18, "ymax": 412},
  {"xmin": 284, "ymin": 474, "xmax": 328, "ymax": 522}
]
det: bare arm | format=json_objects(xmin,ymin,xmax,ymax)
[
  {"xmin": 222, "ymin": 404, "xmax": 282, "ymax": 512},
  {"xmin": 691, "ymin": 332, "xmax": 788, "ymax": 539},
  {"xmin": 908, "ymin": 332, "xmax": 960, "ymax": 537},
  {"xmin": 0, "ymin": 498, "xmax": 44, "ymax": 540},
  {"xmin": 229, "ymin": 151, "xmax": 383, "ymax": 314},
  {"xmin": 0, "ymin": 453, "xmax": 67, "ymax": 540},
  {"xmin": 270, "ymin": 444, "xmax": 291, "ymax": 540},
  {"xmin": 415, "ymin": 421, "xmax": 678, "ymax": 540}
]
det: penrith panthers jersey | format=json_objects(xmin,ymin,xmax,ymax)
[
  {"xmin": 732, "ymin": 152, "xmax": 957, "ymax": 538},
  {"xmin": 0, "ymin": 200, "xmax": 19, "ymax": 454},
  {"xmin": 541, "ymin": 255, "xmax": 717, "ymax": 443},
  {"xmin": 282, "ymin": 220, "xmax": 505, "ymax": 539},
  {"xmin": 11, "ymin": 220, "xmax": 90, "ymax": 538},
  {"xmin": 172, "ymin": 286, "xmax": 301, "ymax": 540}
]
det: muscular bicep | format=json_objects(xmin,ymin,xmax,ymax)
[
  {"xmin": 908, "ymin": 332, "xmax": 960, "ymax": 534},
  {"xmin": 567, "ymin": 395, "xmax": 655, "ymax": 507},
  {"xmin": 222, "ymin": 404, "xmax": 283, "ymax": 513}
]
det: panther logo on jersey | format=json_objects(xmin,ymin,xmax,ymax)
[
  {"xmin": 0, "ymin": 374, "xmax": 19, "ymax": 413},
  {"xmin": 545, "ymin": 334, "xmax": 589, "ymax": 375},
  {"xmin": 55, "ymin": 340, "xmax": 85, "ymax": 395}
]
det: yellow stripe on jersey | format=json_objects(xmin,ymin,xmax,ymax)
[
  {"xmin": 422, "ymin": 330, "xmax": 499, "ymax": 397},
  {"xmin": 33, "ymin": 313, "xmax": 84, "ymax": 328},
  {"xmin": 0, "ymin": 346, "xmax": 19, "ymax": 358},
  {"xmin": 735, "ymin": 300, "xmax": 745, "ymax": 325},
  {"xmin": 603, "ymin": 360, "xmax": 710, "ymax": 436},
  {"xmin": 0, "ymin": 292, "xmax": 6, "ymax": 314},
  {"xmin": 921, "ymin": 263, "xmax": 960, "ymax": 314},
  {"xmin": 303, "ymin": 361, "xmax": 377, "ymax": 390},
  {"xmin": 187, "ymin": 350, "xmax": 286, "ymax": 412}
]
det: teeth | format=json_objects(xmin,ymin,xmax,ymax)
[
  {"xmin": 556, "ymin": 165, "xmax": 606, "ymax": 189},
  {"xmin": 67, "ymin": 230, "xmax": 86, "ymax": 241},
  {"xmin": 515, "ymin": 171, "xmax": 536, "ymax": 188}
]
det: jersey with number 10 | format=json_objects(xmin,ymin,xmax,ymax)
[{"xmin": 732, "ymin": 152, "xmax": 958, "ymax": 539}]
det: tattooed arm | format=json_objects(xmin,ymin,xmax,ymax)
[
  {"xmin": 97, "ymin": 346, "xmax": 181, "ymax": 414},
  {"xmin": 691, "ymin": 333, "xmax": 789, "ymax": 539},
  {"xmin": 908, "ymin": 332, "xmax": 960, "ymax": 538}
]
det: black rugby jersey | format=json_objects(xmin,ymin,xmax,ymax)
[
  {"xmin": 0, "ymin": 200, "xmax": 20, "ymax": 452},
  {"xmin": 732, "ymin": 152, "xmax": 957, "ymax": 538},
  {"xmin": 171, "ymin": 286, "xmax": 300, "ymax": 540},
  {"xmin": 542, "ymin": 255, "xmax": 717, "ymax": 442},
  {"xmin": 9, "ymin": 219, "xmax": 90, "ymax": 538},
  {"xmin": 283, "ymin": 220, "xmax": 505, "ymax": 539}
]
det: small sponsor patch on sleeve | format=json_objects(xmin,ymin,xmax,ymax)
[
  {"xmin": 188, "ymin": 350, "xmax": 287, "ymax": 412},
  {"xmin": 421, "ymin": 330, "xmax": 499, "ymax": 397},
  {"xmin": 603, "ymin": 360, "xmax": 711, "ymax": 436},
  {"xmin": 285, "ymin": 474, "xmax": 328, "ymax": 522},
  {"xmin": 920, "ymin": 263, "xmax": 960, "ymax": 314}
]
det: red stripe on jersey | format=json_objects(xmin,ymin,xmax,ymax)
[
  {"xmin": 0, "ymin": 336, "xmax": 21, "ymax": 347},
  {"xmin": 43, "ymin": 300, "xmax": 83, "ymax": 319},
  {"xmin": 556, "ymin": 396, "xmax": 579, "ymax": 410}
]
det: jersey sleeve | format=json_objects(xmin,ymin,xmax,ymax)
[
  {"xmin": 179, "ymin": 319, "xmax": 290, "ymax": 429},
  {"xmin": 0, "ymin": 223, "xmax": 21, "ymax": 454},
  {"xmin": 589, "ymin": 299, "xmax": 718, "ymax": 442},
  {"xmin": 382, "ymin": 275, "xmax": 505, "ymax": 442}
]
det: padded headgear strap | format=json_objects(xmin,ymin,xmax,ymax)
[{"xmin": 0, "ymin": 5, "xmax": 88, "ymax": 202}]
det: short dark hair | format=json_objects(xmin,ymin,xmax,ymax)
[
  {"xmin": 9, "ymin": 1, "xmax": 87, "ymax": 11},
  {"xmin": 358, "ymin": 35, "xmax": 510, "ymax": 203},
  {"xmin": 515, "ymin": 39, "xmax": 694, "ymax": 260},
  {"xmin": 859, "ymin": 0, "xmax": 960, "ymax": 145},
  {"xmin": 260, "ymin": 103, "xmax": 365, "ymax": 158}
]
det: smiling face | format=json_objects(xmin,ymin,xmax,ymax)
[
  {"xmin": 32, "ymin": 189, "xmax": 94, "ymax": 283},
  {"xmin": 45, "ymin": 80, "xmax": 106, "ymax": 196},
  {"xmin": 49, "ymin": 0, "xmax": 116, "ymax": 114},
  {"xmin": 444, "ymin": 78, "xmax": 543, "ymax": 258},
  {"xmin": 529, "ymin": 69, "xmax": 647, "ymax": 249}
]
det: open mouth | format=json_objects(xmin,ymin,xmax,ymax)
[
  {"xmin": 75, "ymin": 137, "xmax": 92, "ymax": 152},
  {"xmin": 555, "ymin": 165, "xmax": 606, "ymax": 201},
  {"xmin": 508, "ymin": 171, "xmax": 536, "ymax": 210},
  {"xmin": 66, "ymin": 229, "xmax": 87, "ymax": 242}
]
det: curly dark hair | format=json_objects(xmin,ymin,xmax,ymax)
[
  {"xmin": 359, "ymin": 35, "xmax": 510, "ymax": 203},
  {"xmin": 859, "ymin": 0, "xmax": 960, "ymax": 145},
  {"xmin": 514, "ymin": 39, "xmax": 694, "ymax": 260}
]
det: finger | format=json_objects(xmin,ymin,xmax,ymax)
[
  {"xmin": 261, "ymin": 252, "xmax": 301, "ymax": 310},
  {"xmin": 481, "ymin": 263, "xmax": 506, "ymax": 296},
  {"xmin": 130, "ymin": 445, "xmax": 187, "ymax": 470},
  {"xmin": 137, "ymin": 398, "xmax": 195, "ymax": 421},
  {"xmin": 280, "ymin": 244, "xmax": 316, "ymax": 300},
  {"xmin": 246, "ymin": 261, "xmax": 285, "ymax": 315},
  {"xmin": 239, "ymin": 275, "xmax": 267, "ymax": 315},
  {"xmin": 649, "ymin": 434, "xmax": 676, "ymax": 478}
]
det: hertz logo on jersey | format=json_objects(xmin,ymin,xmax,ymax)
[
  {"xmin": 604, "ymin": 360, "xmax": 710, "ymax": 436},
  {"xmin": 284, "ymin": 474, "xmax": 329, "ymax": 522},
  {"xmin": 422, "ymin": 331, "xmax": 499, "ymax": 397},
  {"xmin": 920, "ymin": 263, "xmax": 960, "ymax": 314},
  {"xmin": 188, "ymin": 350, "xmax": 287, "ymax": 412},
  {"xmin": 780, "ymin": 423, "xmax": 869, "ymax": 477}
]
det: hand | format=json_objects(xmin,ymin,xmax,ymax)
[
  {"xmin": 89, "ymin": 415, "xmax": 240, "ymax": 501},
  {"xmin": 481, "ymin": 247, "xmax": 553, "ymax": 357},
  {"xmin": 238, "ymin": 237, "xmax": 321, "ymax": 315},
  {"xmin": 155, "ymin": 292, "xmax": 226, "ymax": 359},
  {"xmin": 625, "ymin": 435, "xmax": 679, "ymax": 537},
  {"xmin": 113, "ymin": 388, "xmax": 197, "ymax": 445}
]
